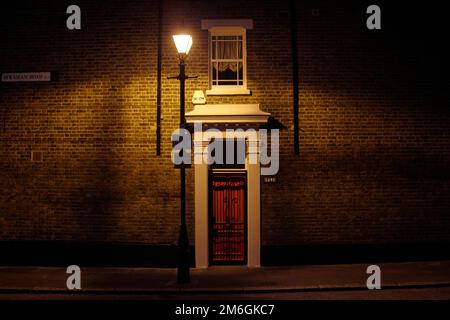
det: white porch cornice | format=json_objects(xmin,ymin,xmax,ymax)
[{"xmin": 185, "ymin": 104, "xmax": 270, "ymax": 124}]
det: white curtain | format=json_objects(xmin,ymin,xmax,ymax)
[{"xmin": 216, "ymin": 40, "xmax": 242, "ymax": 72}]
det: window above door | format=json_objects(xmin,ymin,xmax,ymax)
[{"xmin": 201, "ymin": 20, "xmax": 253, "ymax": 96}]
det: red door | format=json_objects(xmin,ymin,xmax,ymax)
[{"xmin": 209, "ymin": 171, "xmax": 247, "ymax": 265}]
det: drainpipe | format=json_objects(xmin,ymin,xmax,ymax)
[
  {"xmin": 290, "ymin": 0, "xmax": 300, "ymax": 155},
  {"xmin": 156, "ymin": 0, "xmax": 163, "ymax": 155}
]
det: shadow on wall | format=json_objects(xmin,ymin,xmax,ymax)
[{"xmin": 71, "ymin": 78, "xmax": 122, "ymax": 241}]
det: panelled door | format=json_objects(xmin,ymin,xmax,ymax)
[{"xmin": 209, "ymin": 171, "xmax": 247, "ymax": 265}]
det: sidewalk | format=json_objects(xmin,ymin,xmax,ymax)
[{"xmin": 0, "ymin": 261, "xmax": 449, "ymax": 293}]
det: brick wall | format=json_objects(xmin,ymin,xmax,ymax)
[
  {"xmin": 0, "ymin": 0, "xmax": 177, "ymax": 243},
  {"xmin": 0, "ymin": 0, "xmax": 448, "ymax": 256},
  {"xmin": 261, "ymin": 0, "xmax": 449, "ymax": 245}
]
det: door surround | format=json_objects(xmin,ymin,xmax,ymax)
[{"xmin": 186, "ymin": 104, "xmax": 270, "ymax": 268}]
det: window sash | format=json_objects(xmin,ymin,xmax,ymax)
[
  {"xmin": 212, "ymin": 38, "xmax": 242, "ymax": 60},
  {"xmin": 209, "ymin": 27, "xmax": 247, "ymax": 90},
  {"xmin": 211, "ymin": 61, "xmax": 243, "ymax": 86}
]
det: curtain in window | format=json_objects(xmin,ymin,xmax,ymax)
[{"xmin": 216, "ymin": 40, "xmax": 242, "ymax": 72}]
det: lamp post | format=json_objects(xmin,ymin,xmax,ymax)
[{"xmin": 171, "ymin": 34, "xmax": 193, "ymax": 284}]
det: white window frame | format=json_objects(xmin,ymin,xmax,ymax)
[{"xmin": 202, "ymin": 20, "xmax": 253, "ymax": 96}]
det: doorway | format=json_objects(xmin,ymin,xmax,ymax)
[{"xmin": 209, "ymin": 170, "xmax": 247, "ymax": 265}]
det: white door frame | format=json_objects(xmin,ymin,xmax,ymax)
[{"xmin": 194, "ymin": 133, "xmax": 261, "ymax": 268}]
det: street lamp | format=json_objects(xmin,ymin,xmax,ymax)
[{"xmin": 171, "ymin": 34, "xmax": 194, "ymax": 284}]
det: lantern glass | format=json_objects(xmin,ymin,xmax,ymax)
[{"xmin": 172, "ymin": 34, "xmax": 193, "ymax": 55}]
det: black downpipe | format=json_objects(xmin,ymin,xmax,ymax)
[
  {"xmin": 290, "ymin": 0, "xmax": 300, "ymax": 155},
  {"xmin": 156, "ymin": 0, "xmax": 163, "ymax": 155}
]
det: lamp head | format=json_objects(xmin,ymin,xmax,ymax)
[{"xmin": 172, "ymin": 34, "xmax": 193, "ymax": 57}]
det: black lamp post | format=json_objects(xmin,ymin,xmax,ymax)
[{"xmin": 171, "ymin": 34, "xmax": 193, "ymax": 284}]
